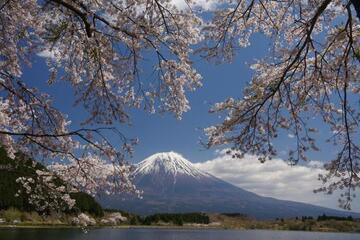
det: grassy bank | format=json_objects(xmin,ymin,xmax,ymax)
[
  {"xmin": 209, "ymin": 213, "xmax": 360, "ymax": 233},
  {"xmin": 1, "ymin": 209, "xmax": 360, "ymax": 233}
]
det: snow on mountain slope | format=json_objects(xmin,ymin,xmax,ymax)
[
  {"xmin": 133, "ymin": 151, "xmax": 211, "ymax": 179},
  {"xmin": 99, "ymin": 152, "xmax": 360, "ymax": 219}
]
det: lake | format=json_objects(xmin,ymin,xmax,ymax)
[{"xmin": 1, "ymin": 228, "xmax": 359, "ymax": 240}]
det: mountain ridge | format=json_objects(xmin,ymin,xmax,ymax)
[{"xmin": 100, "ymin": 152, "xmax": 360, "ymax": 219}]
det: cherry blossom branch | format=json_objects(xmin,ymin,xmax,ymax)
[{"xmin": 204, "ymin": 0, "xmax": 359, "ymax": 208}]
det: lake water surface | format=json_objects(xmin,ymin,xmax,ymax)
[{"xmin": 1, "ymin": 228, "xmax": 359, "ymax": 240}]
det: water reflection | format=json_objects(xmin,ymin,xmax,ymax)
[{"xmin": 0, "ymin": 228, "xmax": 359, "ymax": 240}]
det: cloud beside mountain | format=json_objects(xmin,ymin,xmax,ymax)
[
  {"xmin": 194, "ymin": 150, "xmax": 360, "ymax": 212},
  {"xmin": 101, "ymin": 151, "xmax": 360, "ymax": 218}
]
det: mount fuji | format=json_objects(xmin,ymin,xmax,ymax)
[{"xmin": 100, "ymin": 152, "xmax": 360, "ymax": 219}]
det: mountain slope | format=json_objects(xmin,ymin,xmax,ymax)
[{"xmin": 100, "ymin": 152, "xmax": 360, "ymax": 219}]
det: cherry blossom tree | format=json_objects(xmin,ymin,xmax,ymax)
[
  {"xmin": 0, "ymin": 0, "xmax": 202, "ymax": 209},
  {"xmin": 204, "ymin": 0, "xmax": 360, "ymax": 209},
  {"xmin": 0, "ymin": 0, "xmax": 359, "ymax": 211}
]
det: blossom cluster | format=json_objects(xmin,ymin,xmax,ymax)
[
  {"xmin": 0, "ymin": 0, "xmax": 201, "ymax": 210},
  {"xmin": 0, "ymin": 0, "xmax": 359, "ymax": 210},
  {"xmin": 204, "ymin": 0, "xmax": 360, "ymax": 208},
  {"xmin": 16, "ymin": 170, "xmax": 76, "ymax": 211}
]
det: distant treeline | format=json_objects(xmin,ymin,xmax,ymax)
[
  {"xmin": 276, "ymin": 214, "xmax": 358, "ymax": 222},
  {"xmin": 317, "ymin": 214, "xmax": 355, "ymax": 222},
  {"xmin": 221, "ymin": 213, "xmax": 247, "ymax": 218},
  {"xmin": 142, "ymin": 213, "xmax": 210, "ymax": 226},
  {"xmin": 101, "ymin": 210, "xmax": 210, "ymax": 226}
]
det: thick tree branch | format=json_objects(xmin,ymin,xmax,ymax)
[{"xmin": 49, "ymin": 0, "xmax": 92, "ymax": 37}]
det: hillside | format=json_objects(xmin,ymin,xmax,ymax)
[{"xmin": 0, "ymin": 148, "xmax": 103, "ymax": 217}]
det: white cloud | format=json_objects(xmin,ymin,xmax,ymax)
[
  {"xmin": 171, "ymin": 0, "xmax": 219, "ymax": 10},
  {"xmin": 194, "ymin": 149, "xmax": 360, "ymax": 212},
  {"xmin": 287, "ymin": 133, "xmax": 295, "ymax": 138},
  {"xmin": 37, "ymin": 48, "xmax": 60, "ymax": 60}
]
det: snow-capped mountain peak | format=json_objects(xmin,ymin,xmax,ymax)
[
  {"xmin": 133, "ymin": 151, "xmax": 209, "ymax": 178},
  {"xmin": 102, "ymin": 151, "xmax": 360, "ymax": 219}
]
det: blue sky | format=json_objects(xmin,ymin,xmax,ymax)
[
  {"xmin": 23, "ymin": 35, "xmax": 267, "ymax": 163},
  {"xmin": 22, "ymin": 33, "xmax": 359, "ymax": 212},
  {"xmin": 24, "ymin": 33, "xmax": 336, "ymax": 164}
]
